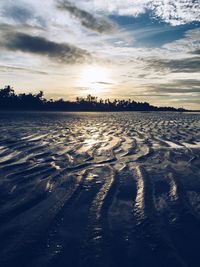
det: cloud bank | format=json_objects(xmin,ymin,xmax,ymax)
[
  {"xmin": 57, "ymin": 0, "xmax": 115, "ymax": 33},
  {"xmin": 1, "ymin": 31, "xmax": 91, "ymax": 64},
  {"xmin": 147, "ymin": 57, "xmax": 200, "ymax": 73},
  {"xmin": 76, "ymin": 0, "xmax": 200, "ymax": 26}
]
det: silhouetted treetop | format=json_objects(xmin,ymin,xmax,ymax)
[{"xmin": 0, "ymin": 85, "xmax": 187, "ymax": 112}]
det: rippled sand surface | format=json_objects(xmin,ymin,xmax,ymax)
[{"xmin": 0, "ymin": 111, "xmax": 200, "ymax": 267}]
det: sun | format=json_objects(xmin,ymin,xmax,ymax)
[{"xmin": 78, "ymin": 65, "xmax": 112, "ymax": 93}]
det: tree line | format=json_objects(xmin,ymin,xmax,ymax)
[{"xmin": 0, "ymin": 85, "xmax": 186, "ymax": 112}]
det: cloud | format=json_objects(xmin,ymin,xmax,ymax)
[
  {"xmin": 153, "ymin": 87, "xmax": 200, "ymax": 94},
  {"xmin": 0, "ymin": 65, "xmax": 48, "ymax": 75},
  {"xmin": 0, "ymin": 1, "xmax": 46, "ymax": 27},
  {"xmin": 74, "ymin": 0, "xmax": 200, "ymax": 26},
  {"xmin": 57, "ymin": 0, "xmax": 115, "ymax": 34},
  {"xmin": 0, "ymin": 31, "xmax": 91, "ymax": 64},
  {"xmin": 176, "ymin": 99, "xmax": 200, "ymax": 104},
  {"xmin": 148, "ymin": 0, "xmax": 200, "ymax": 26},
  {"xmin": 189, "ymin": 49, "xmax": 200, "ymax": 55},
  {"xmin": 2, "ymin": 5, "xmax": 33, "ymax": 24},
  {"xmin": 147, "ymin": 57, "xmax": 200, "ymax": 73},
  {"xmin": 163, "ymin": 29, "xmax": 200, "ymax": 53},
  {"xmin": 93, "ymin": 81, "xmax": 113, "ymax": 85},
  {"xmin": 77, "ymin": 0, "xmax": 147, "ymax": 17},
  {"xmin": 0, "ymin": 23, "xmax": 44, "ymax": 35},
  {"xmin": 148, "ymin": 79, "xmax": 200, "ymax": 95}
]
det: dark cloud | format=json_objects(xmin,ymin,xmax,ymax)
[
  {"xmin": 176, "ymin": 79, "xmax": 200, "ymax": 86},
  {"xmin": 128, "ymin": 79, "xmax": 200, "ymax": 98},
  {"xmin": 152, "ymin": 79, "xmax": 200, "ymax": 94},
  {"xmin": 148, "ymin": 79, "xmax": 200, "ymax": 95},
  {"xmin": 147, "ymin": 57, "xmax": 200, "ymax": 73},
  {"xmin": 93, "ymin": 81, "xmax": 113, "ymax": 85},
  {"xmin": 1, "ymin": 31, "xmax": 91, "ymax": 64},
  {"xmin": 189, "ymin": 49, "xmax": 200, "ymax": 55},
  {"xmin": 57, "ymin": 0, "xmax": 115, "ymax": 34},
  {"xmin": 154, "ymin": 88, "xmax": 200, "ymax": 94}
]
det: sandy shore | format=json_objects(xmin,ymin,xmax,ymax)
[{"xmin": 0, "ymin": 111, "xmax": 199, "ymax": 267}]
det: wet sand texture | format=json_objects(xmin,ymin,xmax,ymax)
[{"xmin": 0, "ymin": 111, "xmax": 200, "ymax": 267}]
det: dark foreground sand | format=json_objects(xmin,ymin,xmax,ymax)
[{"xmin": 0, "ymin": 111, "xmax": 200, "ymax": 267}]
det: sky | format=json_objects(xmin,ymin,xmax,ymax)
[{"xmin": 0, "ymin": 0, "xmax": 200, "ymax": 109}]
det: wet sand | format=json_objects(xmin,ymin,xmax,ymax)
[{"xmin": 0, "ymin": 111, "xmax": 200, "ymax": 267}]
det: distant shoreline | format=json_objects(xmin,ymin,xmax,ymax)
[
  {"xmin": 0, "ymin": 85, "xmax": 191, "ymax": 112},
  {"xmin": 1, "ymin": 109, "xmax": 199, "ymax": 113}
]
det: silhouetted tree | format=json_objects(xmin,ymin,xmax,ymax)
[
  {"xmin": 0, "ymin": 85, "xmax": 187, "ymax": 112},
  {"xmin": 0, "ymin": 85, "xmax": 14, "ymax": 98}
]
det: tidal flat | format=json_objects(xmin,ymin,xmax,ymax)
[{"xmin": 0, "ymin": 111, "xmax": 200, "ymax": 267}]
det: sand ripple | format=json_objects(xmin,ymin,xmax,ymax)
[{"xmin": 0, "ymin": 111, "xmax": 200, "ymax": 267}]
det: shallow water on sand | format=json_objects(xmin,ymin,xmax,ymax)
[{"xmin": 0, "ymin": 111, "xmax": 200, "ymax": 267}]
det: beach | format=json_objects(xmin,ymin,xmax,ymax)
[{"xmin": 0, "ymin": 111, "xmax": 200, "ymax": 267}]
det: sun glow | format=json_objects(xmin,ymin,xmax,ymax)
[{"xmin": 78, "ymin": 65, "xmax": 112, "ymax": 93}]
